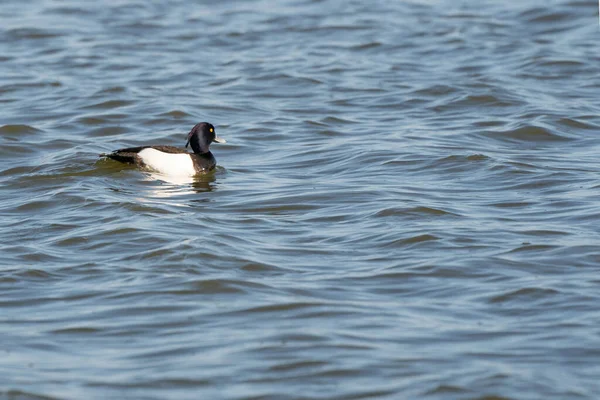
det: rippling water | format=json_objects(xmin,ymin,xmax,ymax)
[{"xmin": 2, "ymin": 0, "xmax": 600, "ymax": 399}]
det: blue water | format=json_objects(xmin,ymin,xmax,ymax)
[{"xmin": 2, "ymin": 0, "xmax": 600, "ymax": 399}]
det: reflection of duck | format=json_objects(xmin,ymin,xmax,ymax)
[
  {"xmin": 142, "ymin": 171, "xmax": 216, "ymax": 198},
  {"xmin": 102, "ymin": 122, "xmax": 226, "ymax": 176},
  {"xmin": 149, "ymin": 170, "xmax": 216, "ymax": 189}
]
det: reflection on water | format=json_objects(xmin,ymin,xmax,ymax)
[
  {"xmin": 144, "ymin": 170, "xmax": 217, "ymax": 196},
  {"xmin": 98, "ymin": 156, "xmax": 218, "ymax": 198},
  {"xmin": 108, "ymin": 168, "xmax": 221, "ymax": 208}
]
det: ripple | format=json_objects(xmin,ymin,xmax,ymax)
[
  {"xmin": 525, "ymin": 10, "xmax": 572, "ymax": 24},
  {"xmin": 80, "ymin": 100, "xmax": 135, "ymax": 110},
  {"xmin": 555, "ymin": 117, "xmax": 599, "ymax": 130},
  {"xmin": 95, "ymin": 86, "xmax": 127, "ymax": 95},
  {"xmin": 87, "ymin": 126, "xmax": 130, "ymax": 137},
  {"xmin": 488, "ymin": 201, "xmax": 535, "ymax": 209},
  {"xmin": 375, "ymin": 206, "xmax": 460, "ymax": 218},
  {"xmin": 50, "ymin": 326, "xmax": 102, "ymax": 335},
  {"xmin": 6, "ymin": 28, "xmax": 63, "ymax": 40},
  {"xmin": 0, "ymin": 390, "xmax": 60, "ymax": 400},
  {"xmin": 383, "ymin": 233, "xmax": 441, "ymax": 248},
  {"xmin": 411, "ymin": 84, "xmax": 459, "ymax": 97},
  {"xmin": 507, "ymin": 244, "xmax": 559, "ymax": 253},
  {"xmin": 425, "ymin": 384, "xmax": 469, "ymax": 395},
  {"xmin": 489, "ymin": 287, "xmax": 561, "ymax": 304},
  {"xmin": 159, "ymin": 110, "xmax": 192, "ymax": 118},
  {"xmin": 0, "ymin": 124, "xmax": 41, "ymax": 135},
  {"xmin": 481, "ymin": 125, "xmax": 573, "ymax": 143},
  {"xmin": 240, "ymin": 261, "xmax": 285, "ymax": 273}
]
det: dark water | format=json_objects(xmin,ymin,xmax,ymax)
[{"xmin": 2, "ymin": 0, "xmax": 600, "ymax": 399}]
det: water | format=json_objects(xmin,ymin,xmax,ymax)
[{"xmin": 1, "ymin": 0, "xmax": 600, "ymax": 399}]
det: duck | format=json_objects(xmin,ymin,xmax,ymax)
[{"xmin": 102, "ymin": 122, "xmax": 225, "ymax": 176}]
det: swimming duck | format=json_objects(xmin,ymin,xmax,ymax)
[{"xmin": 103, "ymin": 122, "xmax": 225, "ymax": 176}]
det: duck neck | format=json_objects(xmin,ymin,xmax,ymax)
[{"xmin": 190, "ymin": 139, "xmax": 210, "ymax": 154}]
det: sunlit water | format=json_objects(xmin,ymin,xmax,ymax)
[{"xmin": 2, "ymin": 0, "xmax": 600, "ymax": 399}]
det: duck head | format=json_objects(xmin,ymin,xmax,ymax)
[{"xmin": 185, "ymin": 122, "xmax": 226, "ymax": 154}]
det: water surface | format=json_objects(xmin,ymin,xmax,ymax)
[{"xmin": 2, "ymin": 0, "xmax": 600, "ymax": 399}]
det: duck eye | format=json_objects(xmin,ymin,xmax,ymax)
[{"xmin": 209, "ymin": 128, "xmax": 214, "ymax": 133}]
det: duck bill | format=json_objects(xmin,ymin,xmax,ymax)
[{"xmin": 213, "ymin": 136, "xmax": 226, "ymax": 144}]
